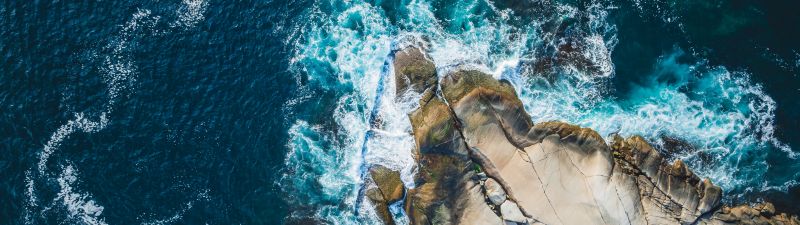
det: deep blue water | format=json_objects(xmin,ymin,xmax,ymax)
[{"xmin": 1, "ymin": 0, "xmax": 798, "ymax": 224}]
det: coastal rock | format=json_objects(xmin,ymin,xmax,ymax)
[
  {"xmin": 699, "ymin": 202, "xmax": 800, "ymax": 225},
  {"xmin": 365, "ymin": 184, "xmax": 393, "ymax": 225},
  {"xmin": 403, "ymin": 96, "xmax": 504, "ymax": 224},
  {"xmin": 393, "ymin": 47, "xmax": 437, "ymax": 96},
  {"xmin": 500, "ymin": 201, "xmax": 527, "ymax": 223},
  {"xmin": 369, "ymin": 165, "xmax": 405, "ymax": 204},
  {"xmin": 400, "ymin": 49, "xmax": 502, "ymax": 224},
  {"xmin": 366, "ymin": 165, "xmax": 405, "ymax": 225},
  {"xmin": 370, "ymin": 47, "xmax": 800, "ymax": 225}
]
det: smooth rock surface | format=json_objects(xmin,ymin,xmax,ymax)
[{"xmin": 500, "ymin": 201, "xmax": 527, "ymax": 223}]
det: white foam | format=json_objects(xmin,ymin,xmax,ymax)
[
  {"xmin": 24, "ymin": 170, "xmax": 37, "ymax": 225},
  {"xmin": 282, "ymin": 120, "xmax": 361, "ymax": 214},
  {"xmin": 173, "ymin": 0, "xmax": 208, "ymax": 28},
  {"xmin": 56, "ymin": 165, "xmax": 107, "ymax": 225},
  {"xmin": 364, "ymin": 61, "xmax": 421, "ymax": 188},
  {"xmin": 139, "ymin": 190, "xmax": 209, "ymax": 225},
  {"xmin": 38, "ymin": 112, "xmax": 109, "ymax": 173},
  {"xmin": 283, "ymin": 1, "xmax": 416, "ymax": 223}
]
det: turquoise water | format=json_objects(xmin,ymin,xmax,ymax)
[{"xmin": 2, "ymin": 0, "xmax": 799, "ymax": 224}]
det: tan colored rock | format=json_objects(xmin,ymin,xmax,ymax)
[
  {"xmin": 500, "ymin": 201, "xmax": 527, "ymax": 223},
  {"xmin": 369, "ymin": 165, "xmax": 405, "ymax": 204},
  {"xmin": 366, "ymin": 165, "xmax": 405, "ymax": 224},
  {"xmin": 440, "ymin": 70, "xmax": 533, "ymax": 147},
  {"xmin": 404, "ymin": 84, "xmax": 501, "ymax": 224},
  {"xmin": 699, "ymin": 202, "xmax": 800, "ymax": 225},
  {"xmin": 365, "ymin": 183, "xmax": 393, "ymax": 225},
  {"xmin": 760, "ymin": 202, "xmax": 776, "ymax": 216}
]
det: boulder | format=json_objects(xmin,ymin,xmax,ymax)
[
  {"xmin": 500, "ymin": 201, "xmax": 527, "ymax": 224},
  {"xmin": 369, "ymin": 165, "xmax": 405, "ymax": 204},
  {"xmin": 484, "ymin": 178, "xmax": 507, "ymax": 206},
  {"xmin": 403, "ymin": 98, "xmax": 503, "ymax": 224},
  {"xmin": 365, "ymin": 184, "xmax": 394, "ymax": 225},
  {"xmin": 393, "ymin": 47, "xmax": 437, "ymax": 97}
]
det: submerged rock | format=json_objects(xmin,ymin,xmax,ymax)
[{"xmin": 363, "ymin": 46, "xmax": 800, "ymax": 225}]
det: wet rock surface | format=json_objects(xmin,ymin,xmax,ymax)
[
  {"xmin": 393, "ymin": 47, "xmax": 437, "ymax": 96},
  {"xmin": 365, "ymin": 46, "xmax": 800, "ymax": 225},
  {"xmin": 365, "ymin": 165, "xmax": 406, "ymax": 225}
]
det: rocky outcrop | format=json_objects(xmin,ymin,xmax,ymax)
[
  {"xmin": 699, "ymin": 202, "xmax": 800, "ymax": 225},
  {"xmin": 366, "ymin": 46, "xmax": 800, "ymax": 225}
]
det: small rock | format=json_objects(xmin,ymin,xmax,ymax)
[
  {"xmin": 367, "ymin": 165, "xmax": 405, "ymax": 225},
  {"xmin": 760, "ymin": 202, "xmax": 776, "ymax": 216},
  {"xmin": 476, "ymin": 172, "xmax": 488, "ymax": 181},
  {"xmin": 484, "ymin": 178, "xmax": 507, "ymax": 206},
  {"xmin": 500, "ymin": 201, "xmax": 527, "ymax": 223},
  {"xmin": 369, "ymin": 165, "xmax": 405, "ymax": 203}
]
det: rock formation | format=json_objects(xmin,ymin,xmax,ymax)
[
  {"xmin": 366, "ymin": 165, "xmax": 406, "ymax": 225},
  {"xmin": 366, "ymin": 46, "xmax": 800, "ymax": 225}
]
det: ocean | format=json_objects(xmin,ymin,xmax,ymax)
[{"xmin": 1, "ymin": 0, "xmax": 798, "ymax": 224}]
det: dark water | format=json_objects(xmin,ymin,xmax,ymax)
[
  {"xmin": 1, "ymin": 1, "xmax": 300, "ymax": 224},
  {"xmin": 1, "ymin": 0, "xmax": 798, "ymax": 224}
]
